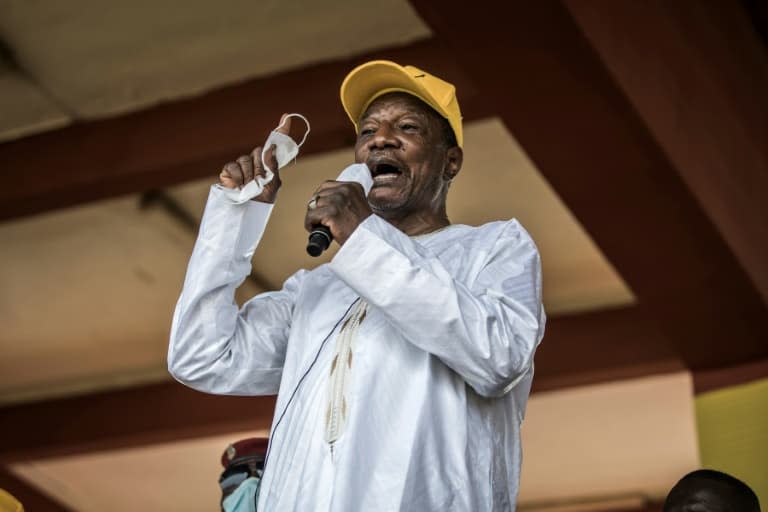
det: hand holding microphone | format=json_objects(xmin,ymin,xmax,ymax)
[{"xmin": 305, "ymin": 163, "xmax": 374, "ymax": 256}]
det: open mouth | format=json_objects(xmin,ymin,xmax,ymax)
[{"xmin": 370, "ymin": 161, "xmax": 404, "ymax": 184}]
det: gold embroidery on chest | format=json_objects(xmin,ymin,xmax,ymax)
[{"xmin": 324, "ymin": 300, "xmax": 368, "ymax": 446}]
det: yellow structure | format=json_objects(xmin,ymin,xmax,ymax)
[{"xmin": 696, "ymin": 377, "xmax": 768, "ymax": 507}]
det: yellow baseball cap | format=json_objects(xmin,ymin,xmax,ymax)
[{"xmin": 340, "ymin": 60, "xmax": 463, "ymax": 148}]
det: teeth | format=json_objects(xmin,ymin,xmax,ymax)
[{"xmin": 373, "ymin": 173, "xmax": 400, "ymax": 183}]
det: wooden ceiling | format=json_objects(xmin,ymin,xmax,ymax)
[{"xmin": 0, "ymin": 1, "xmax": 766, "ymax": 509}]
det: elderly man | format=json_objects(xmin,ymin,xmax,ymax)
[{"xmin": 169, "ymin": 60, "xmax": 545, "ymax": 511}]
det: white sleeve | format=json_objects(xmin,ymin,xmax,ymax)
[
  {"xmin": 167, "ymin": 186, "xmax": 303, "ymax": 396},
  {"xmin": 329, "ymin": 215, "xmax": 545, "ymax": 398}
]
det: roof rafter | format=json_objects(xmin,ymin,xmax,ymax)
[
  {"xmin": 0, "ymin": 467, "xmax": 75, "ymax": 511},
  {"xmin": 0, "ymin": 38, "xmax": 491, "ymax": 222},
  {"xmin": 409, "ymin": 0, "xmax": 767, "ymax": 370}
]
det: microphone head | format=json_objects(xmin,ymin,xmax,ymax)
[{"xmin": 307, "ymin": 226, "xmax": 332, "ymax": 257}]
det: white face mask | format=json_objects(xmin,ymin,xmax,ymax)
[
  {"xmin": 261, "ymin": 113, "xmax": 310, "ymax": 175},
  {"xmin": 222, "ymin": 476, "xmax": 260, "ymax": 512}
]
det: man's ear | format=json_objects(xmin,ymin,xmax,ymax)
[{"xmin": 443, "ymin": 146, "xmax": 463, "ymax": 181}]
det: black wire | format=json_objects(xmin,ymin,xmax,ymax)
[{"xmin": 261, "ymin": 297, "xmax": 361, "ymax": 473}]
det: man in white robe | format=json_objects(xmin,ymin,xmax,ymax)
[{"xmin": 168, "ymin": 60, "xmax": 545, "ymax": 511}]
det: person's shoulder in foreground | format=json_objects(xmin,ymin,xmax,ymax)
[{"xmin": 663, "ymin": 469, "xmax": 761, "ymax": 512}]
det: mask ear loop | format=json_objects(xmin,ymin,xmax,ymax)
[
  {"xmin": 277, "ymin": 113, "xmax": 311, "ymax": 148},
  {"xmin": 260, "ymin": 113, "xmax": 311, "ymax": 177}
]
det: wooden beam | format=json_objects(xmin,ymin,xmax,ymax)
[
  {"xmin": 564, "ymin": 0, "xmax": 768, "ymax": 307},
  {"xmin": 0, "ymin": 467, "xmax": 75, "ymax": 511},
  {"xmin": 0, "ymin": 307, "xmax": 679, "ymax": 463},
  {"xmin": 693, "ymin": 358, "xmax": 768, "ymax": 394},
  {"xmin": 409, "ymin": 0, "xmax": 768, "ymax": 371},
  {"xmin": 0, "ymin": 38, "xmax": 490, "ymax": 223},
  {"xmin": 532, "ymin": 306, "xmax": 683, "ymax": 393},
  {"xmin": 0, "ymin": 381, "xmax": 276, "ymax": 463}
]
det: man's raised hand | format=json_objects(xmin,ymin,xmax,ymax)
[{"xmin": 218, "ymin": 114, "xmax": 292, "ymax": 204}]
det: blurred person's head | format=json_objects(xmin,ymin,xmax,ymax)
[
  {"xmin": 218, "ymin": 437, "xmax": 268, "ymax": 511},
  {"xmin": 663, "ymin": 469, "xmax": 760, "ymax": 512}
]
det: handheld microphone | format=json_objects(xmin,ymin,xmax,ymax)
[
  {"xmin": 306, "ymin": 226, "xmax": 332, "ymax": 257},
  {"xmin": 306, "ymin": 163, "xmax": 373, "ymax": 257}
]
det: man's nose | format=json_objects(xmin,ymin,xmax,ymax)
[{"xmin": 369, "ymin": 125, "xmax": 399, "ymax": 149}]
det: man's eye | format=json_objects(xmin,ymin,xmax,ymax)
[
  {"xmin": 400, "ymin": 123, "xmax": 418, "ymax": 131},
  {"xmin": 359, "ymin": 127, "xmax": 375, "ymax": 136}
]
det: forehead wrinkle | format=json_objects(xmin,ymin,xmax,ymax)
[{"xmin": 359, "ymin": 93, "xmax": 435, "ymax": 126}]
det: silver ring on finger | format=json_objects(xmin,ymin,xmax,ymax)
[{"xmin": 307, "ymin": 195, "xmax": 319, "ymax": 210}]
